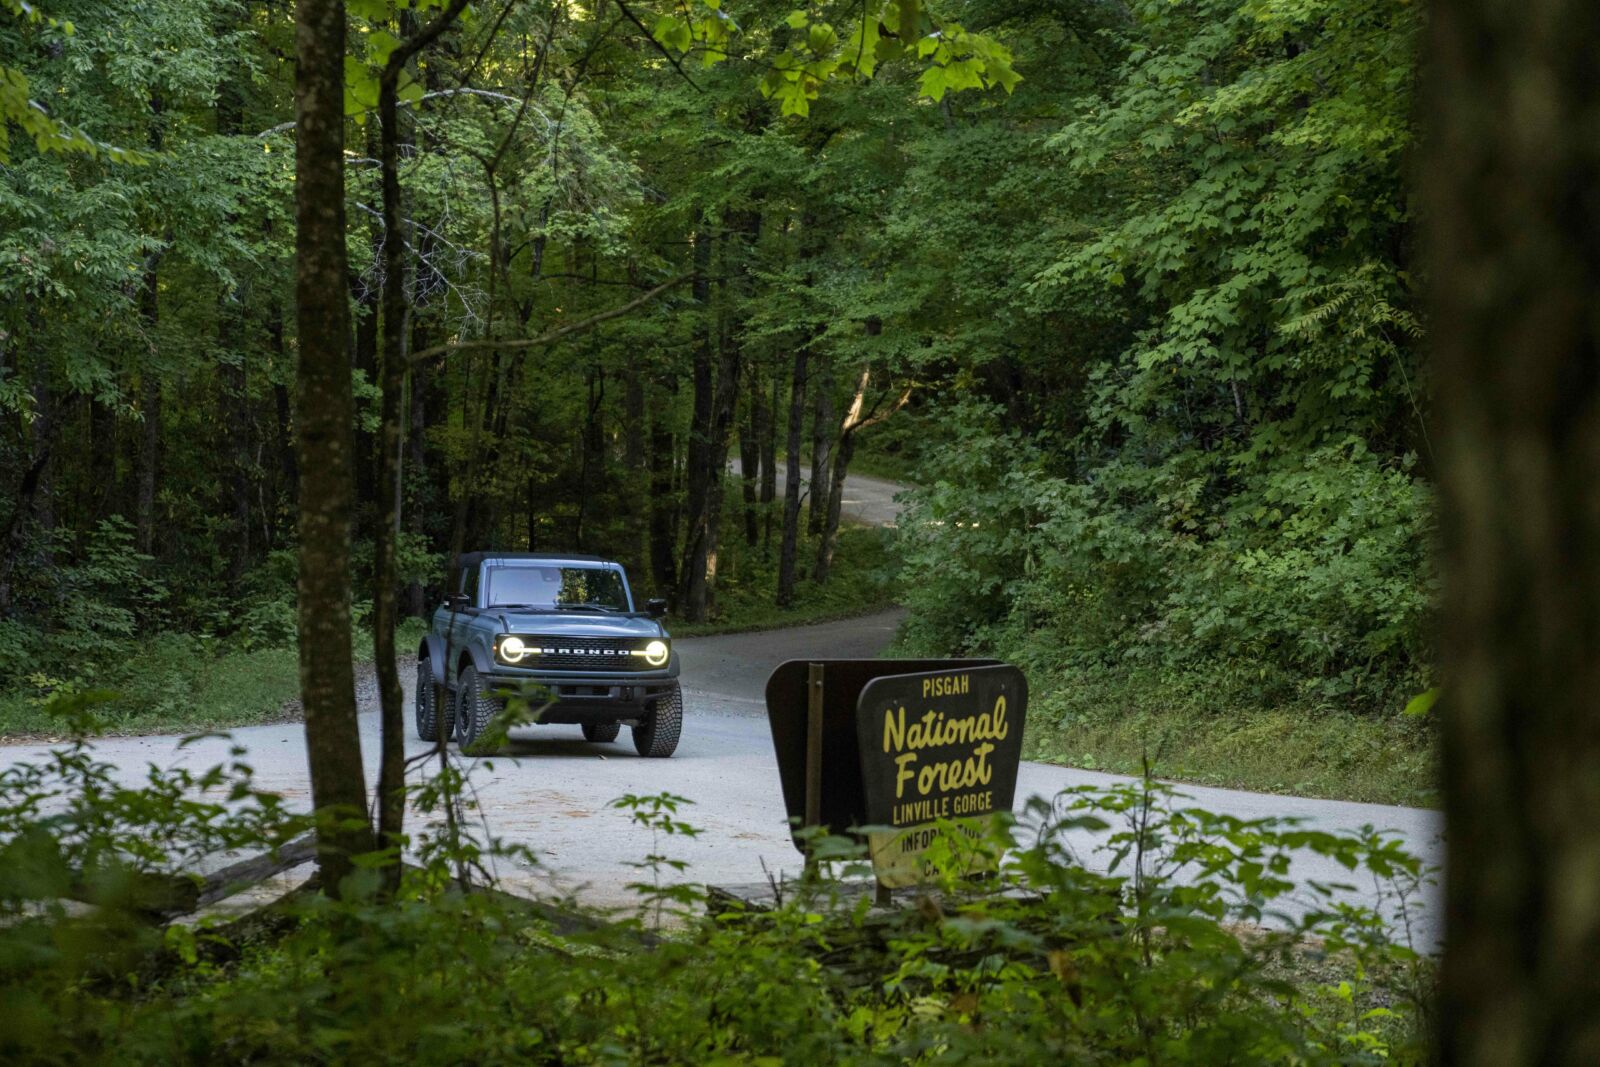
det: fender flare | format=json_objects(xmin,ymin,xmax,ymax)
[{"xmin": 420, "ymin": 632, "xmax": 493, "ymax": 686}]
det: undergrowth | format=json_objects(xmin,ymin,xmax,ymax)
[{"xmin": 0, "ymin": 691, "xmax": 1436, "ymax": 1065}]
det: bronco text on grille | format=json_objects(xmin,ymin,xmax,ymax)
[{"xmin": 517, "ymin": 637, "xmax": 661, "ymax": 671}]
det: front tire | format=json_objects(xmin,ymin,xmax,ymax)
[
  {"xmin": 582, "ymin": 722, "xmax": 621, "ymax": 743},
  {"xmin": 414, "ymin": 659, "xmax": 451, "ymax": 742},
  {"xmin": 455, "ymin": 665, "xmax": 504, "ymax": 756},
  {"xmin": 631, "ymin": 682, "xmax": 682, "ymax": 758}
]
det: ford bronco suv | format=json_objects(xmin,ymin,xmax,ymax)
[{"xmin": 415, "ymin": 552, "xmax": 682, "ymax": 757}]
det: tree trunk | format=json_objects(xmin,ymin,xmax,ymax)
[
  {"xmin": 814, "ymin": 363, "xmax": 909, "ymax": 585},
  {"xmin": 371, "ymin": 0, "xmax": 468, "ymax": 877},
  {"xmin": 268, "ymin": 304, "xmax": 297, "ymax": 550},
  {"xmin": 776, "ymin": 345, "xmax": 809, "ymax": 606},
  {"xmin": 675, "ymin": 222, "xmax": 715, "ymax": 619},
  {"xmin": 761, "ymin": 364, "xmax": 779, "ymax": 549},
  {"xmin": 294, "ymin": 0, "xmax": 375, "ymax": 892},
  {"xmin": 136, "ymin": 266, "xmax": 161, "ymax": 557},
  {"xmin": 217, "ymin": 45, "xmax": 250, "ymax": 586},
  {"xmin": 648, "ymin": 388, "xmax": 677, "ymax": 597},
  {"xmin": 405, "ymin": 319, "xmax": 431, "ymax": 617},
  {"xmin": 372, "ymin": 68, "xmax": 410, "ymax": 874},
  {"xmin": 738, "ymin": 368, "xmax": 761, "ymax": 548},
  {"xmin": 808, "ymin": 356, "xmax": 834, "ymax": 535},
  {"xmin": 1428, "ymin": 0, "xmax": 1600, "ymax": 1062},
  {"xmin": 624, "ymin": 366, "xmax": 647, "ymax": 572}
]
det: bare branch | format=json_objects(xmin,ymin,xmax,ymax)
[{"xmin": 409, "ymin": 274, "xmax": 691, "ymax": 366}]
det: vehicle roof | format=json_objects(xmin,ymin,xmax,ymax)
[{"xmin": 456, "ymin": 551, "xmax": 617, "ymax": 568}]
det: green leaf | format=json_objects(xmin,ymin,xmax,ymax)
[{"xmin": 1403, "ymin": 687, "xmax": 1440, "ymax": 718}]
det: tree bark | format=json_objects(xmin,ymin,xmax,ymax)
[
  {"xmin": 676, "ymin": 222, "xmax": 715, "ymax": 619},
  {"xmin": 738, "ymin": 368, "xmax": 761, "ymax": 548},
  {"xmin": 648, "ymin": 384, "xmax": 678, "ymax": 596},
  {"xmin": 294, "ymin": 0, "xmax": 375, "ymax": 892},
  {"xmin": 1428, "ymin": 1, "xmax": 1600, "ymax": 1063},
  {"xmin": 372, "ymin": 0, "xmax": 469, "ymax": 881},
  {"xmin": 136, "ymin": 264, "xmax": 161, "ymax": 557},
  {"xmin": 808, "ymin": 356, "xmax": 834, "ymax": 535},
  {"xmin": 217, "ymin": 67, "xmax": 250, "ymax": 587},
  {"xmin": 761, "ymin": 364, "xmax": 779, "ymax": 548},
  {"xmin": 776, "ymin": 345, "xmax": 809, "ymax": 606},
  {"xmin": 814, "ymin": 365, "xmax": 909, "ymax": 585}
]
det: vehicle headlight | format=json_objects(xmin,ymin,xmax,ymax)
[
  {"xmin": 641, "ymin": 639, "xmax": 669, "ymax": 667},
  {"xmin": 499, "ymin": 635, "xmax": 527, "ymax": 663}
]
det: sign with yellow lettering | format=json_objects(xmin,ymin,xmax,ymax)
[{"xmin": 856, "ymin": 664, "xmax": 1028, "ymax": 888}]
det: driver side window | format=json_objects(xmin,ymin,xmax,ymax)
[{"xmin": 460, "ymin": 564, "xmax": 481, "ymax": 607}]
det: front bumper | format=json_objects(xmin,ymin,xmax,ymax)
[{"xmin": 477, "ymin": 666, "xmax": 678, "ymax": 725}]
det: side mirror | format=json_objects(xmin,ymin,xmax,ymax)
[
  {"xmin": 446, "ymin": 593, "xmax": 471, "ymax": 611},
  {"xmin": 645, "ymin": 598, "xmax": 668, "ymax": 619}
]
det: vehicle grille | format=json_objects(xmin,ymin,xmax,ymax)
[{"xmin": 518, "ymin": 636, "xmax": 657, "ymax": 672}]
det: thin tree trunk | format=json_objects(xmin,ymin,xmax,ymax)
[
  {"xmin": 738, "ymin": 369, "xmax": 761, "ymax": 548},
  {"xmin": 217, "ymin": 39, "xmax": 250, "ymax": 586},
  {"xmin": 372, "ymin": 0, "xmax": 468, "ymax": 878},
  {"xmin": 372, "ymin": 66, "xmax": 410, "ymax": 872},
  {"xmin": 814, "ymin": 365, "xmax": 910, "ymax": 585},
  {"xmin": 136, "ymin": 267, "xmax": 161, "ymax": 556},
  {"xmin": 808, "ymin": 356, "xmax": 834, "ymax": 535},
  {"xmin": 648, "ymin": 390, "xmax": 677, "ymax": 596},
  {"xmin": 761, "ymin": 364, "xmax": 779, "ymax": 549},
  {"xmin": 294, "ymin": 0, "xmax": 375, "ymax": 892},
  {"xmin": 269, "ymin": 304, "xmax": 297, "ymax": 548},
  {"xmin": 776, "ymin": 345, "xmax": 809, "ymax": 606},
  {"xmin": 676, "ymin": 222, "xmax": 715, "ymax": 619},
  {"xmin": 624, "ymin": 366, "xmax": 647, "ymax": 572},
  {"xmin": 1428, "ymin": 0, "xmax": 1600, "ymax": 1061},
  {"xmin": 405, "ymin": 319, "xmax": 430, "ymax": 616}
]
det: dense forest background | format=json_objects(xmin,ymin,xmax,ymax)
[{"xmin": 0, "ymin": 0, "xmax": 1429, "ymax": 765}]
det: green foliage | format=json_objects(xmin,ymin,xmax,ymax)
[
  {"xmin": 645, "ymin": 0, "xmax": 1019, "ymax": 116},
  {"xmin": 671, "ymin": 522, "xmax": 899, "ymax": 635},
  {"xmin": 899, "ymin": 400, "xmax": 1433, "ymax": 714},
  {"xmin": 0, "ymin": 717, "xmax": 1434, "ymax": 1063}
]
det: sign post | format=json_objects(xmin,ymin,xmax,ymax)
[{"xmin": 804, "ymin": 662, "xmax": 824, "ymax": 874}]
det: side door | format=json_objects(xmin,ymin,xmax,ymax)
[{"xmin": 433, "ymin": 563, "xmax": 480, "ymax": 686}]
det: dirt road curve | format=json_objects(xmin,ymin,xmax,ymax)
[
  {"xmin": 0, "ymin": 608, "xmax": 1443, "ymax": 946},
  {"xmin": 731, "ymin": 458, "xmax": 906, "ymax": 528}
]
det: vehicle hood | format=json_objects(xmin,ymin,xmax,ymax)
[{"xmin": 484, "ymin": 610, "xmax": 667, "ymax": 640}]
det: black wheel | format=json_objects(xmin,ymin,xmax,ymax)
[
  {"xmin": 631, "ymin": 682, "xmax": 682, "ymax": 758},
  {"xmin": 582, "ymin": 722, "xmax": 621, "ymax": 743},
  {"xmin": 414, "ymin": 659, "xmax": 452, "ymax": 742},
  {"xmin": 455, "ymin": 665, "xmax": 503, "ymax": 756}
]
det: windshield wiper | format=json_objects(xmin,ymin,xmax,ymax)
[
  {"xmin": 489, "ymin": 603, "xmax": 556, "ymax": 611},
  {"xmin": 555, "ymin": 601, "xmax": 620, "ymax": 613}
]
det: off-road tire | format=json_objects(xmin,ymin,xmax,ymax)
[
  {"xmin": 582, "ymin": 722, "xmax": 621, "ymax": 743},
  {"xmin": 631, "ymin": 682, "xmax": 682, "ymax": 758},
  {"xmin": 414, "ymin": 659, "xmax": 451, "ymax": 742},
  {"xmin": 455, "ymin": 665, "xmax": 503, "ymax": 756}
]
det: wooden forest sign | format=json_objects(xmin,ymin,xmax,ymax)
[{"xmin": 763, "ymin": 659, "xmax": 1027, "ymax": 891}]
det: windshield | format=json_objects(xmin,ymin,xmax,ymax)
[{"xmin": 482, "ymin": 564, "xmax": 631, "ymax": 612}]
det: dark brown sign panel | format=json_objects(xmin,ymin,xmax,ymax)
[
  {"xmin": 856, "ymin": 664, "xmax": 1028, "ymax": 887},
  {"xmin": 763, "ymin": 659, "xmax": 1001, "ymax": 849}
]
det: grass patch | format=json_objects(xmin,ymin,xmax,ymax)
[
  {"xmin": 1016, "ymin": 665, "xmax": 1437, "ymax": 808},
  {"xmin": 0, "ymin": 619, "xmax": 427, "ymax": 741},
  {"xmin": 670, "ymin": 525, "xmax": 901, "ymax": 636}
]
